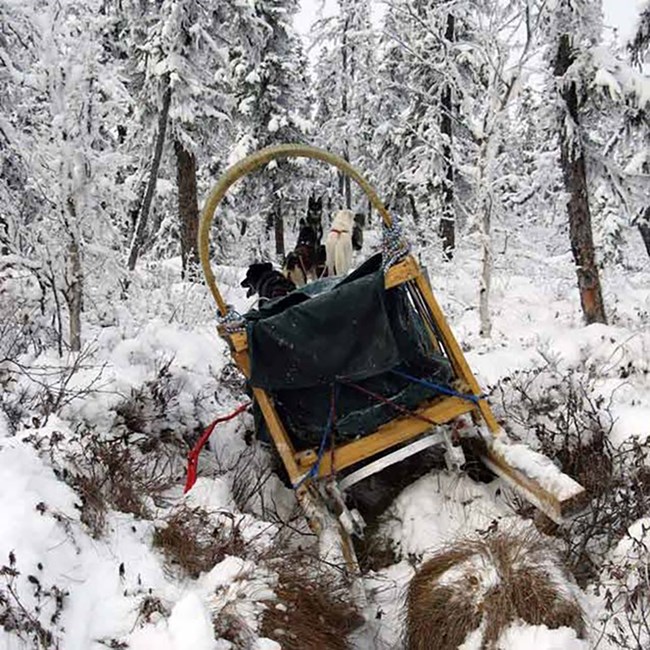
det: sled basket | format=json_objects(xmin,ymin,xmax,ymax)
[{"xmin": 198, "ymin": 144, "xmax": 586, "ymax": 527}]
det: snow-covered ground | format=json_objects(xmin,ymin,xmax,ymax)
[{"xmin": 1, "ymin": 223, "xmax": 648, "ymax": 649}]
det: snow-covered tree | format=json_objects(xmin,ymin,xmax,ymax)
[
  {"xmin": 120, "ymin": 0, "xmax": 239, "ymax": 276},
  {"xmin": 230, "ymin": 0, "xmax": 311, "ymax": 258},
  {"xmin": 375, "ymin": 0, "xmax": 489, "ymax": 257},
  {"xmin": 1, "ymin": 0, "xmax": 130, "ymax": 351},
  {"xmin": 312, "ymin": 0, "xmax": 376, "ymax": 212},
  {"xmin": 549, "ymin": 0, "xmax": 607, "ymax": 324},
  {"xmin": 627, "ymin": 1, "xmax": 650, "ymax": 258},
  {"xmin": 370, "ymin": 5, "xmax": 410, "ymax": 215},
  {"xmin": 630, "ymin": 1, "xmax": 650, "ymax": 65}
]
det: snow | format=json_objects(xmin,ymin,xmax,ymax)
[
  {"xmin": 2, "ymin": 191, "xmax": 650, "ymax": 650},
  {"xmin": 591, "ymin": 46, "xmax": 650, "ymax": 108},
  {"xmin": 168, "ymin": 593, "xmax": 217, "ymax": 650},
  {"xmin": 184, "ymin": 476, "xmax": 233, "ymax": 511},
  {"xmin": 436, "ymin": 554, "xmax": 500, "ymax": 593},
  {"xmin": 4, "ymin": 0, "xmax": 650, "ymax": 644},
  {"xmin": 497, "ymin": 623, "xmax": 589, "ymax": 649},
  {"xmin": 381, "ymin": 472, "xmax": 510, "ymax": 558},
  {"xmin": 489, "ymin": 437, "xmax": 584, "ymax": 503}
]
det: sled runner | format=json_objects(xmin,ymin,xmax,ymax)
[{"xmin": 197, "ymin": 144, "xmax": 585, "ymax": 579}]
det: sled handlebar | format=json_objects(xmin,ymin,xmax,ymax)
[{"xmin": 198, "ymin": 143, "xmax": 393, "ymax": 316}]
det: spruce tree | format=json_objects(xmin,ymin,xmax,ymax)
[
  {"xmin": 231, "ymin": 0, "xmax": 311, "ymax": 258},
  {"xmin": 312, "ymin": 0, "xmax": 375, "ymax": 212}
]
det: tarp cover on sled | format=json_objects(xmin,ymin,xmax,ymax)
[{"xmin": 244, "ymin": 254, "xmax": 452, "ymax": 449}]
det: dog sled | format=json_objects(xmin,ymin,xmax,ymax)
[{"xmin": 197, "ymin": 144, "xmax": 585, "ymax": 585}]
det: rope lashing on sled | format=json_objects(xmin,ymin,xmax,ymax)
[
  {"xmin": 390, "ymin": 369, "xmax": 487, "ymax": 405},
  {"xmin": 184, "ymin": 401, "xmax": 251, "ymax": 493},
  {"xmin": 217, "ymin": 307, "xmax": 246, "ymax": 334},
  {"xmin": 293, "ymin": 383, "xmax": 339, "ymax": 489},
  {"xmin": 382, "ymin": 216, "xmax": 411, "ymax": 271}
]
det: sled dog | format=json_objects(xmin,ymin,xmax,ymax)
[
  {"xmin": 283, "ymin": 220, "xmax": 327, "ymax": 287},
  {"xmin": 241, "ymin": 262, "xmax": 295, "ymax": 300},
  {"xmin": 325, "ymin": 209, "xmax": 355, "ymax": 277}
]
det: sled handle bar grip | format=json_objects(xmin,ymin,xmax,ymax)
[{"xmin": 198, "ymin": 143, "xmax": 393, "ymax": 316}]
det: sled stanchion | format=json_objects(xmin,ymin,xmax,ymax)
[{"xmin": 410, "ymin": 269, "xmax": 501, "ymax": 433}]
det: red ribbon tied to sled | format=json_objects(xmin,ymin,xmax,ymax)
[{"xmin": 184, "ymin": 402, "xmax": 251, "ymax": 493}]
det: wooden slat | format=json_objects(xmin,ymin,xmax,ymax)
[
  {"xmin": 385, "ymin": 256, "xmax": 420, "ymax": 289},
  {"xmin": 297, "ymin": 396, "xmax": 475, "ymax": 476},
  {"xmin": 228, "ymin": 344, "xmax": 303, "ymax": 486},
  {"xmin": 411, "ymin": 263, "xmax": 501, "ymax": 434},
  {"xmin": 253, "ymin": 387, "xmax": 303, "ymax": 484},
  {"xmin": 229, "ymin": 330, "xmax": 248, "ymax": 352},
  {"xmin": 479, "ymin": 441, "xmax": 587, "ymax": 523}
]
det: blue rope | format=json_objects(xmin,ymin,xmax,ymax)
[
  {"xmin": 293, "ymin": 383, "xmax": 338, "ymax": 489},
  {"xmin": 390, "ymin": 369, "xmax": 486, "ymax": 405}
]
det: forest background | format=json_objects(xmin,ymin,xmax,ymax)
[{"xmin": 1, "ymin": 0, "xmax": 650, "ymax": 648}]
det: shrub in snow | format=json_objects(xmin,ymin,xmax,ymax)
[
  {"xmin": 259, "ymin": 554, "xmax": 362, "ymax": 650},
  {"xmin": 405, "ymin": 528, "xmax": 584, "ymax": 650},
  {"xmin": 496, "ymin": 368, "xmax": 650, "ymax": 586},
  {"xmin": 152, "ymin": 505, "xmax": 246, "ymax": 580},
  {"xmin": 594, "ymin": 518, "xmax": 650, "ymax": 649},
  {"xmin": 36, "ymin": 427, "xmax": 181, "ymax": 539},
  {"xmin": 0, "ymin": 551, "xmax": 67, "ymax": 649},
  {"xmin": 113, "ymin": 356, "xmax": 201, "ymax": 446}
]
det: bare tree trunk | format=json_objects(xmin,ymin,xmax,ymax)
[
  {"xmin": 637, "ymin": 206, "xmax": 650, "ymax": 257},
  {"xmin": 554, "ymin": 34, "xmax": 606, "ymax": 325},
  {"xmin": 341, "ymin": 17, "xmax": 352, "ymax": 210},
  {"xmin": 62, "ymin": 198, "xmax": 83, "ymax": 352},
  {"xmin": 128, "ymin": 73, "xmax": 172, "ymax": 271},
  {"xmin": 439, "ymin": 14, "xmax": 455, "ymax": 261},
  {"xmin": 174, "ymin": 139, "xmax": 200, "ymax": 279},
  {"xmin": 66, "ymin": 239, "xmax": 82, "ymax": 352},
  {"xmin": 639, "ymin": 224, "xmax": 650, "ymax": 258},
  {"xmin": 0, "ymin": 214, "xmax": 8, "ymax": 256},
  {"xmin": 45, "ymin": 260, "xmax": 63, "ymax": 357},
  {"xmin": 343, "ymin": 151, "xmax": 352, "ymax": 209},
  {"xmin": 273, "ymin": 200, "xmax": 285, "ymax": 256},
  {"xmin": 408, "ymin": 194, "xmax": 419, "ymax": 223},
  {"xmin": 408, "ymin": 193, "xmax": 425, "ymax": 245}
]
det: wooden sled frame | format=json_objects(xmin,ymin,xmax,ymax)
[{"xmin": 198, "ymin": 144, "xmax": 585, "ymax": 527}]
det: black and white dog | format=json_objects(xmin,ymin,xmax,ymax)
[
  {"xmin": 283, "ymin": 219, "xmax": 328, "ymax": 287},
  {"xmin": 241, "ymin": 262, "xmax": 296, "ymax": 300}
]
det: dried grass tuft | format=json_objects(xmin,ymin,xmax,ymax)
[
  {"xmin": 260, "ymin": 555, "xmax": 363, "ymax": 650},
  {"xmin": 152, "ymin": 505, "xmax": 245, "ymax": 579},
  {"xmin": 406, "ymin": 528, "xmax": 584, "ymax": 650}
]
